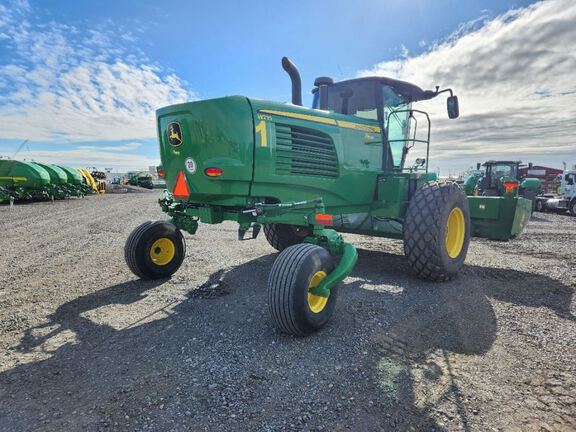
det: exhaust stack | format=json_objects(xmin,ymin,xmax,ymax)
[{"xmin": 281, "ymin": 57, "xmax": 302, "ymax": 106}]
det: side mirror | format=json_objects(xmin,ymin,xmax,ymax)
[
  {"xmin": 447, "ymin": 95, "xmax": 459, "ymax": 119},
  {"xmin": 414, "ymin": 158, "xmax": 426, "ymax": 167}
]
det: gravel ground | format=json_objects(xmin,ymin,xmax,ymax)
[{"xmin": 0, "ymin": 193, "xmax": 575, "ymax": 431}]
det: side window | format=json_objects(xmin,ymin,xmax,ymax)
[
  {"xmin": 385, "ymin": 106, "xmax": 410, "ymax": 167},
  {"xmin": 354, "ymin": 108, "xmax": 378, "ymax": 121}
]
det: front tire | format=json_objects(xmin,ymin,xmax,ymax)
[
  {"xmin": 403, "ymin": 182, "xmax": 471, "ymax": 282},
  {"xmin": 268, "ymin": 244, "xmax": 337, "ymax": 336},
  {"xmin": 570, "ymin": 199, "xmax": 576, "ymax": 216},
  {"xmin": 125, "ymin": 221, "xmax": 185, "ymax": 279}
]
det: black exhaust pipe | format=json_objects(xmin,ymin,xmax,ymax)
[{"xmin": 281, "ymin": 57, "xmax": 302, "ymax": 106}]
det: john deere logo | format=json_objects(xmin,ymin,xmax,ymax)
[{"xmin": 167, "ymin": 122, "xmax": 183, "ymax": 146}]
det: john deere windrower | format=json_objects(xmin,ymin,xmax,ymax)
[{"xmin": 125, "ymin": 57, "xmax": 531, "ymax": 336}]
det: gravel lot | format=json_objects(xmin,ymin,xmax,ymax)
[{"xmin": 0, "ymin": 192, "xmax": 575, "ymax": 431}]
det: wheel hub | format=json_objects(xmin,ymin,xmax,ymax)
[
  {"xmin": 307, "ymin": 270, "xmax": 328, "ymax": 313},
  {"xmin": 149, "ymin": 237, "xmax": 176, "ymax": 266},
  {"xmin": 445, "ymin": 207, "xmax": 465, "ymax": 258}
]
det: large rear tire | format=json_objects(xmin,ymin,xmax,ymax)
[
  {"xmin": 125, "ymin": 221, "xmax": 185, "ymax": 280},
  {"xmin": 268, "ymin": 244, "xmax": 337, "ymax": 336},
  {"xmin": 403, "ymin": 182, "xmax": 471, "ymax": 282},
  {"xmin": 263, "ymin": 224, "xmax": 310, "ymax": 251}
]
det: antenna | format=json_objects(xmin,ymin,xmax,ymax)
[{"xmin": 12, "ymin": 139, "xmax": 29, "ymax": 158}]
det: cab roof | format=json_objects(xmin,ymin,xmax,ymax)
[{"xmin": 333, "ymin": 76, "xmax": 439, "ymax": 104}]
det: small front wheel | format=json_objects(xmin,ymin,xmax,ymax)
[
  {"xmin": 268, "ymin": 244, "xmax": 337, "ymax": 336},
  {"xmin": 125, "ymin": 221, "xmax": 186, "ymax": 279}
]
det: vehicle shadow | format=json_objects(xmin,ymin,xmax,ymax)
[{"xmin": 1, "ymin": 248, "xmax": 574, "ymax": 431}]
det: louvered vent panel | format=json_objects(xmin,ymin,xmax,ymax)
[{"xmin": 275, "ymin": 124, "xmax": 339, "ymax": 178}]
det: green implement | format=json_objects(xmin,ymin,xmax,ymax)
[
  {"xmin": 125, "ymin": 56, "xmax": 530, "ymax": 336},
  {"xmin": 56, "ymin": 165, "xmax": 85, "ymax": 197},
  {"xmin": 34, "ymin": 163, "xmax": 70, "ymax": 199},
  {"xmin": 0, "ymin": 159, "xmax": 52, "ymax": 201}
]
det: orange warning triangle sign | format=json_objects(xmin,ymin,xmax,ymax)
[{"xmin": 173, "ymin": 170, "xmax": 190, "ymax": 198}]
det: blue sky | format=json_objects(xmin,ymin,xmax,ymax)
[{"xmin": 1, "ymin": 0, "xmax": 575, "ymax": 174}]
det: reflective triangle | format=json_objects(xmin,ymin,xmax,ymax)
[{"xmin": 173, "ymin": 170, "xmax": 190, "ymax": 198}]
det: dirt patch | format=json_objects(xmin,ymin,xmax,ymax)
[{"xmin": 0, "ymin": 194, "xmax": 574, "ymax": 431}]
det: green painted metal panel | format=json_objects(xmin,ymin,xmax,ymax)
[
  {"xmin": 0, "ymin": 160, "xmax": 51, "ymax": 188},
  {"xmin": 469, "ymin": 196, "xmax": 532, "ymax": 240},
  {"xmin": 249, "ymin": 99, "xmax": 383, "ymax": 214},
  {"xmin": 468, "ymin": 196, "xmax": 501, "ymax": 219},
  {"xmin": 156, "ymin": 96, "xmax": 254, "ymax": 207},
  {"xmin": 34, "ymin": 163, "xmax": 68, "ymax": 185},
  {"xmin": 57, "ymin": 165, "xmax": 83, "ymax": 184}
]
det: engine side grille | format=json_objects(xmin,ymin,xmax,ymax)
[{"xmin": 274, "ymin": 124, "xmax": 339, "ymax": 178}]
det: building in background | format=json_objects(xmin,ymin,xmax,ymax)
[{"xmin": 519, "ymin": 164, "xmax": 564, "ymax": 193}]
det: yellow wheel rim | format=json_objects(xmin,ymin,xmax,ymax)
[
  {"xmin": 307, "ymin": 270, "xmax": 328, "ymax": 314},
  {"xmin": 445, "ymin": 207, "xmax": 465, "ymax": 258},
  {"xmin": 149, "ymin": 238, "xmax": 176, "ymax": 266}
]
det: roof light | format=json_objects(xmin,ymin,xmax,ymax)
[
  {"xmin": 173, "ymin": 170, "xmax": 190, "ymax": 198},
  {"xmin": 205, "ymin": 167, "xmax": 222, "ymax": 177}
]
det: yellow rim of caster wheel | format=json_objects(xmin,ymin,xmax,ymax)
[
  {"xmin": 307, "ymin": 270, "xmax": 328, "ymax": 314},
  {"xmin": 445, "ymin": 207, "xmax": 465, "ymax": 258},
  {"xmin": 149, "ymin": 237, "xmax": 176, "ymax": 266}
]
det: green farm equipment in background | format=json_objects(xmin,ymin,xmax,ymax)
[
  {"xmin": 35, "ymin": 163, "xmax": 70, "ymax": 199},
  {"xmin": 127, "ymin": 172, "xmax": 154, "ymax": 189},
  {"xmin": 463, "ymin": 160, "xmax": 540, "ymax": 239},
  {"xmin": 0, "ymin": 158, "xmax": 110, "ymax": 203},
  {"xmin": 125, "ymin": 57, "xmax": 534, "ymax": 336},
  {"xmin": 0, "ymin": 160, "xmax": 52, "ymax": 201},
  {"xmin": 56, "ymin": 165, "xmax": 87, "ymax": 197},
  {"xmin": 464, "ymin": 161, "xmax": 541, "ymax": 199},
  {"xmin": 0, "ymin": 185, "xmax": 12, "ymax": 203}
]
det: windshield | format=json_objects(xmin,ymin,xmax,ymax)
[{"xmin": 488, "ymin": 164, "xmax": 517, "ymax": 187}]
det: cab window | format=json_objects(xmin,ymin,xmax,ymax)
[
  {"xmin": 314, "ymin": 80, "xmax": 380, "ymax": 121},
  {"xmin": 384, "ymin": 106, "xmax": 410, "ymax": 168}
]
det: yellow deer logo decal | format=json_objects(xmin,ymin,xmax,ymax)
[{"xmin": 167, "ymin": 122, "xmax": 183, "ymax": 146}]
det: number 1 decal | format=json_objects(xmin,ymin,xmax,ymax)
[{"xmin": 255, "ymin": 120, "xmax": 267, "ymax": 147}]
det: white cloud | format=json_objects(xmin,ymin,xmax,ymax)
[
  {"xmin": 0, "ymin": 1, "xmax": 196, "ymax": 143},
  {"xmin": 360, "ymin": 0, "xmax": 576, "ymax": 174},
  {"xmin": 77, "ymin": 142, "xmax": 142, "ymax": 152}
]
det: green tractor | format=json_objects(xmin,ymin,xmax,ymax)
[
  {"xmin": 128, "ymin": 172, "xmax": 154, "ymax": 189},
  {"xmin": 463, "ymin": 160, "xmax": 539, "ymax": 239},
  {"xmin": 125, "ymin": 57, "xmax": 531, "ymax": 336},
  {"xmin": 464, "ymin": 161, "xmax": 541, "ymax": 199}
]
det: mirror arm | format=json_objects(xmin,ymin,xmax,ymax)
[{"xmin": 435, "ymin": 87, "xmax": 454, "ymax": 97}]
